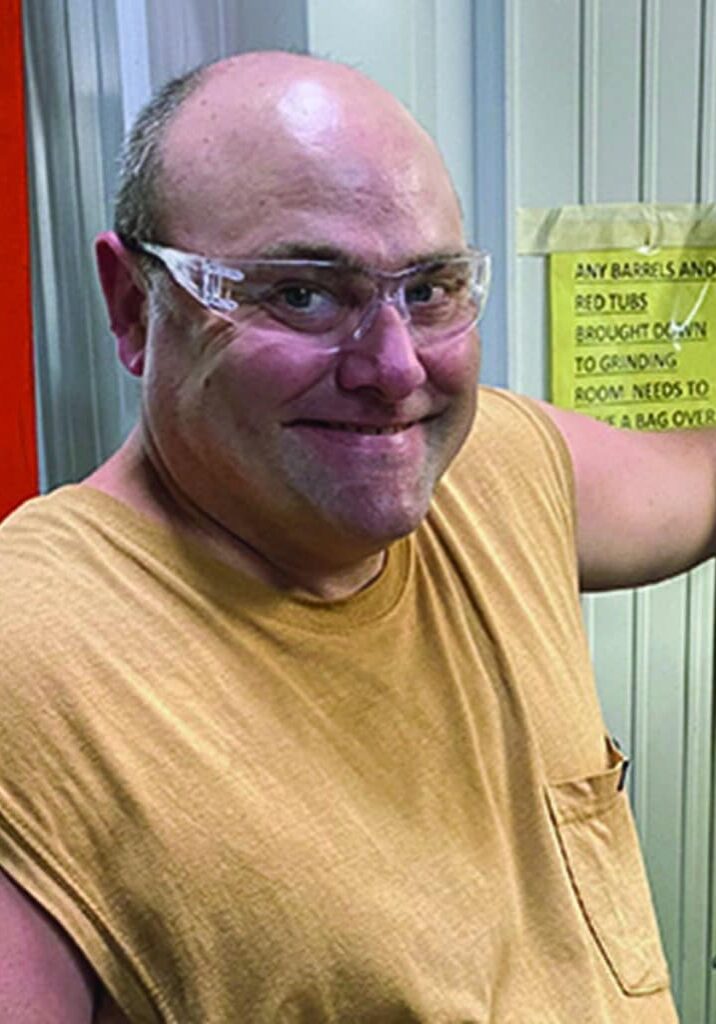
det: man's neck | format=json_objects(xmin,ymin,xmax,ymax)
[{"xmin": 84, "ymin": 431, "xmax": 387, "ymax": 601}]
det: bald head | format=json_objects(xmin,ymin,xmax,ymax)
[
  {"xmin": 155, "ymin": 52, "xmax": 462, "ymax": 262},
  {"xmin": 177, "ymin": 51, "xmax": 432, "ymax": 144},
  {"xmin": 116, "ymin": 51, "xmax": 463, "ymax": 267}
]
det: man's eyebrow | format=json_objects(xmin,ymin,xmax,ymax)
[
  {"xmin": 409, "ymin": 248, "xmax": 472, "ymax": 266},
  {"xmin": 252, "ymin": 242, "xmax": 366, "ymax": 268},
  {"xmin": 248, "ymin": 242, "xmax": 471, "ymax": 269}
]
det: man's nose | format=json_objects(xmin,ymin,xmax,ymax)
[{"xmin": 335, "ymin": 300, "xmax": 427, "ymax": 401}]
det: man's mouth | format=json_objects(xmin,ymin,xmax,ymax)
[{"xmin": 289, "ymin": 419, "xmax": 418, "ymax": 436}]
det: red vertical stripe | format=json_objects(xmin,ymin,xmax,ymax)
[{"xmin": 0, "ymin": 0, "xmax": 38, "ymax": 520}]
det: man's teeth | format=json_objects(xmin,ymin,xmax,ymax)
[{"xmin": 325, "ymin": 422, "xmax": 411, "ymax": 435}]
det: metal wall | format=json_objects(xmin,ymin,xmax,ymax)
[
  {"xmin": 23, "ymin": 1, "xmax": 132, "ymax": 489},
  {"xmin": 509, "ymin": 1, "xmax": 716, "ymax": 1018}
]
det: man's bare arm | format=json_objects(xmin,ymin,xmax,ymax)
[
  {"xmin": 540, "ymin": 402, "xmax": 716, "ymax": 591},
  {"xmin": 0, "ymin": 869, "xmax": 97, "ymax": 1023}
]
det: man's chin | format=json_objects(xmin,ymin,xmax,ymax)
[
  {"xmin": 283, "ymin": 451, "xmax": 440, "ymax": 554},
  {"xmin": 328, "ymin": 490, "xmax": 434, "ymax": 550}
]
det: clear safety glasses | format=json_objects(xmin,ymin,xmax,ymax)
[{"xmin": 135, "ymin": 241, "xmax": 491, "ymax": 351}]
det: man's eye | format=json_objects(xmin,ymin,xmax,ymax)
[
  {"xmin": 254, "ymin": 281, "xmax": 346, "ymax": 332},
  {"xmin": 406, "ymin": 282, "xmax": 437, "ymax": 305},
  {"xmin": 274, "ymin": 284, "xmax": 336, "ymax": 313},
  {"xmin": 407, "ymin": 280, "xmax": 455, "ymax": 307},
  {"xmin": 278, "ymin": 285, "xmax": 324, "ymax": 310},
  {"xmin": 406, "ymin": 272, "xmax": 471, "ymax": 307}
]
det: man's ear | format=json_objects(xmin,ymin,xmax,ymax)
[{"xmin": 95, "ymin": 231, "xmax": 149, "ymax": 376}]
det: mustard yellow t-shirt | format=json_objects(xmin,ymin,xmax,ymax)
[{"xmin": 0, "ymin": 388, "xmax": 676, "ymax": 1022}]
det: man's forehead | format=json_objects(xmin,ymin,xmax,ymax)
[
  {"xmin": 157, "ymin": 52, "xmax": 463, "ymax": 258},
  {"xmin": 161, "ymin": 53, "xmax": 449, "ymax": 190},
  {"xmin": 168, "ymin": 51, "xmax": 416, "ymax": 132}
]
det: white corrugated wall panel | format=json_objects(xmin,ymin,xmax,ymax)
[
  {"xmin": 509, "ymin": 1, "xmax": 716, "ymax": 1018},
  {"xmin": 24, "ymin": 0, "xmax": 136, "ymax": 489}
]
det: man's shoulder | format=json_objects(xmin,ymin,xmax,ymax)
[
  {"xmin": 454, "ymin": 386, "xmax": 573, "ymax": 481},
  {"xmin": 0, "ymin": 487, "xmax": 79, "ymax": 598},
  {"xmin": 1, "ymin": 484, "xmax": 96, "ymax": 549},
  {"xmin": 0, "ymin": 486, "xmax": 145, "ymax": 679},
  {"xmin": 0, "ymin": 490, "xmax": 90, "ymax": 681},
  {"xmin": 433, "ymin": 386, "xmax": 577, "ymax": 550},
  {"xmin": 1, "ymin": 486, "xmax": 102, "ymax": 601}
]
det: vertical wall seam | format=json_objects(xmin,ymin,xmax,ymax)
[
  {"xmin": 90, "ymin": 0, "xmax": 112, "ymax": 456},
  {"xmin": 696, "ymin": 0, "xmax": 707, "ymax": 200},
  {"xmin": 698, "ymin": 0, "xmax": 716, "ymax": 199},
  {"xmin": 60, "ymin": 0, "xmax": 82, "ymax": 479},
  {"xmin": 638, "ymin": 0, "xmax": 654, "ymax": 201},
  {"xmin": 65, "ymin": 1, "xmax": 104, "ymax": 469},
  {"xmin": 577, "ymin": 0, "xmax": 585, "ymax": 206},
  {"xmin": 629, "ymin": 589, "xmax": 640, "ymax": 805},
  {"xmin": 578, "ymin": 0, "xmax": 599, "ymax": 207},
  {"xmin": 504, "ymin": 0, "xmax": 517, "ymax": 388},
  {"xmin": 678, "ymin": 579, "xmax": 693, "ymax": 998},
  {"xmin": 474, "ymin": 0, "xmax": 509, "ymax": 388},
  {"xmin": 638, "ymin": 0, "xmax": 646, "ymax": 201},
  {"xmin": 702, "ymin": 570, "xmax": 715, "ymax": 1020},
  {"xmin": 579, "ymin": 0, "xmax": 600, "ymax": 206}
]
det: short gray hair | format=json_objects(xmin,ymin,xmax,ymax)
[{"xmin": 114, "ymin": 63, "xmax": 209, "ymax": 245}]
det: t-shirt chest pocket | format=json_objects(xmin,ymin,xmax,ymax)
[{"xmin": 545, "ymin": 738, "xmax": 671, "ymax": 997}]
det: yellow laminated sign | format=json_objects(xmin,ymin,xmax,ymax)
[{"xmin": 550, "ymin": 248, "xmax": 716, "ymax": 431}]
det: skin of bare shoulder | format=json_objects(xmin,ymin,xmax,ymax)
[{"xmin": 0, "ymin": 870, "xmax": 98, "ymax": 1022}]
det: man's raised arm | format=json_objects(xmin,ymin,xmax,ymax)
[{"xmin": 541, "ymin": 402, "xmax": 716, "ymax": 591}]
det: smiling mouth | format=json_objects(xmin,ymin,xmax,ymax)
[{"xmin": 290, "ymin": 420, "xmax": 418, "ymax": 436}]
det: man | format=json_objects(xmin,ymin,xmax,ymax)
[{"xmin": 0, "ymin": 50, "xmax": 712, "ymax": 1022}]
